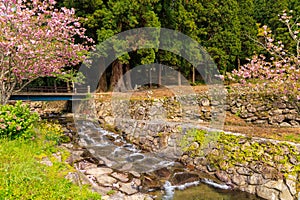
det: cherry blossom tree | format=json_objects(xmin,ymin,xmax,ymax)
[
  {"xmin": 0, "ymin": 0, "xmax": 93, "ymax": 104},
  {"xmin": 228, "ymin": 10, "xmax": 300, "ymax": 102}
]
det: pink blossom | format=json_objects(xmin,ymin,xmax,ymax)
[{"xmin": 0, "ymin": 0, "xmax": 94, "ymax": 104}]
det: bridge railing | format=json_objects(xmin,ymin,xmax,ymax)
[{"xmin": 16, "ymin": 85, "xmax": 90, "ymax": 93}]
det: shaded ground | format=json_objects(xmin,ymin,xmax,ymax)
[{"xmin": 95, "ymin": 85, "xmax": 300, "ymax": 143}]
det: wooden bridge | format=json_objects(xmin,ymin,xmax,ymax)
[{"xmin": 10, "ymin": 86, "xmax": 91, "ymax": 101}]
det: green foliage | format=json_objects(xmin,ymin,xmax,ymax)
[
  {"xmin": 34, "ymin": 121, "xmax": 70, "ymax": 145},
  {"xmin": 62, "ymin": 0, "xmax": 300, "ymax": 90},
  {"xmin": 0, "ymin": 123, "xmax": 101, "ymax": 200},
  {"xmin": 199, "ymin": 132, "xmax": 300, "ymax": 177},
  {"xmin": 180, "ymin": 129, "xmax": 220, "ymax": 156},
  {"xmin": 0, "ymin": 101, "xmax": 39, "ymax": 139},
  {"xmin": 106, "ymin": 190, "xmax": 116, "ymax": 195}
]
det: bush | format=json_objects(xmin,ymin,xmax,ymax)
[
  {"xmin": 34, "ymin": 121, "xmax": 70, "ymax": 145},
  {"xmin": 0, "ymin": 101, "xmax": 39, "ymax": 139}
]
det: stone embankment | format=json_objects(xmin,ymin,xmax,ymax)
[
  {"xmin": 91, "ymin": 94, "xmax": 299, "ymax": 200},
  {"xmin": 93, "ymin": 91, "xmax": 300, "ymax": 127},
  {"xmin": 105, "ymin": 117, "xmax": 300, "ymax": 200}
]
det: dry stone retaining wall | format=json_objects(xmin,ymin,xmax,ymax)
[
  {"xmin": 94, "ymin": 92, "xmax": 300, "ymax": 127},
  {"xmin": 93, "ymin": 94, "xmax": 300, "ymax": 200},
  {"xmin": 102, "ymin": 116, "xmax": 300, "ymax": 200}
]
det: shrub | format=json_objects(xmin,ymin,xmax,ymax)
[
  {"xmin": 0, "ymin": 101, "xmax": 39, "ymax": 139},
  {"xmin": 34, "ymin": 121, "xmax": 70, "ymax": 145}
]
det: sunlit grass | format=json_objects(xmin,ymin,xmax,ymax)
[{"xmin": 0, "ymin": 124, "xmax": 101, "ymax": 200}]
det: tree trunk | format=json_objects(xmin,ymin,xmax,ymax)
[
  {"xmin": 158, "ymin": 64, "xmax": 162, "ymax": 86},
  {"xmin": 149, "ymin": 67, "xmax": 152, "ymax": 88},
  {"xmin": 96, "ymin": 57, "xmax": 108, "ymax": 92},
  {"xmin": 67, "ymin": 81, "xmax": 71, "ymax": 93},
  {"xmin": 192, "ymin": 66, "xmax": 195, "ymax": 84},
  {"xmin": 0, "ymin": 82, "xmax": 14, "ymax": 105},
  {"xmin": 124, "ymin": 64, "xmax": 132, "ymax": 90},
  {"xmin": 97, "ymin": 71, "xmax": 107, "ymax": 92},
  {"xmin": 178, "ymin": 70, "xmax": 181, "ymax": 86},
  {"xmin": 54, "ymin": 80, "xmax": 57, "ymax": 93},
  {"xmin": 110, "ymin": 60, "xmax": 125, "ymax": 92}
]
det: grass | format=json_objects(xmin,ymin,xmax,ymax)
[{"xmin": 0, "ymin": 123, "xmax": 101, "ymax": 200}]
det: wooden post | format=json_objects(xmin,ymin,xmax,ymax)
[
  {"xmin": 149, "ymin": 68, "xmax": 152, "ymax": 88},
  {"xmin": 192, "ymin": 66, "xmax": 195, "ymax": 84},
  {"xmin": 158, "ymin": 64, "xmax": 162, "ymax": 86}
]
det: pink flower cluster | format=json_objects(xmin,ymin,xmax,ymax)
[
  {"xmin": 0, "ymin": 0, "xmax": 93, "ymax": 103},
  {"xmin": 229, "ymin": 10, "xmax": 299, "ymax": 99}
]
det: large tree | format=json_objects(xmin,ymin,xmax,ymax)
[
  {"xmin": 0, "ymin": 0, "xmax": 92, "ymax": 104},
  {"xmin": 64, "ymin": 0, "xmax": 161, "ymax": 91}
]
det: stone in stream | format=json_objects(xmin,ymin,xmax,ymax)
[
  {"xmin": 119, "ymin": 182, "xmax": 138, "ymax": 195},
  {"xmin": 86, "ymin": 167, "xmax": 113, "ymax": 176},
  {"xmin": 96, "ymin": 174, "xmax": 117, "ymax": 187},
  {"xmin": 171, "ymin": 172, "xmax": 200, "ymax": 185},
  {"xmin": 111, "ymin": 172, "xmax": 129, "ymax": 183}
]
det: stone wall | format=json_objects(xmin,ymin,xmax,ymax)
[
  {"xmin": 227, "ymin": 93, "xmax": 300, "ymax": 127},
  {"xmin": 93, "ymin": 95, "xmax": 300, "ymax": 200},
  {"xmin": 180, "ymin": 132, "xmax": 300, "ymax": 200},
  {"xmin": 12, "ymin": 100, "xmax": 71, "ymax": 115},
  {"xmin": 99, "ymin": 115, "xmax": 300, "ymax": 200},
  {"xmin": 94, "ymin": 92, "xmax": 300, "ymax": 127}
]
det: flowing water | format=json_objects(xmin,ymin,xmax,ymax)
[{"xmin": 157, "ymin": 180, "xmax": 261, "ymax": 200}]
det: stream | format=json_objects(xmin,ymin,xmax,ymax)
[{"xmin": 49, "ymin": 114, "xmax": 261, "ymax": 200}]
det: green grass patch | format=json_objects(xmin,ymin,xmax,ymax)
[
  {"xmin": 284, "ymin": 134, "xmax": 300, "ymax": 143},
  {"xmin": 0, "ymin": 123, "xmax": 101, "ymax": 200}
]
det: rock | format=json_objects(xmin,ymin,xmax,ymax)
[
  {"xmin": 129, "ymin": 171, "xmax": 141, "ymax": 178},
  {"xmin": 237, "ymin": 167, "xmax": 252, "ymax": 176},
  {"xmin": 264, "ymin": 180, "xmax": 284, "ymax": 191},
  {"xmin": 232, "ymin": 174, "xmax": 247, "ymax": 186},
  {"xmin": 132, "ymin": 178, "xmax": 141, "ymax": 187},
  {"xmin": 286, "ymin": 114, "xmax": 296, "ymax": 120},
  {"xmin": 256, "ymin": 186, "xmax": 279, "ymax": 200},
  {"xmin": 279, "ymin": 122, "xmax": 291, "ymax": 127},
  {"xmin": 200, "ymin": 98, "xmax": 210, "ymax": 106},
  {"xmin": 65, "ymin": 172, "xmax": 81, "ymax": 185},
  {"xmin": 95, "ymin": 174, "xmax": 117, "ymax": 187},
  {"xmin": 119, "ymin": 182, "xmax": 138, "ymax": 195},
  {"xmin": 272, "ymin": 109, "xmax": 283, "ymax": 115},
  {"xmin": 262, "ymin": 166, "xmax": 280, "ymax": 180},
  {"xmin": 240, "ymin": 185, "xmax": 256, "ymax": 194},
  {"xmin": 247, "ymin": 105, "xmax": 257, "ymax": 113},
  {"xmin": 253, "ymin": 120, "xmax": 267, "ymax": 124},
  {"xmin": 103, "ymin": 192, "xmax": 153, "ymax": 200},
  {"xmin": 193, "ymin": 157, "xmax": 208, "ymax": 166},
  {"xmin": 215, "ymin": 171, "xmax": 230, "ymax": 183},
  {"xmin": 207, "ymin": 164, "xmax": 217, "ymax": 172},
  {"xmin": 247, "ymin": 173, "xmax": 265, "ymax": 185},
  {"xmin": 285, "ymin": 175, "xmax": 297, "ymax": 196},
  {"xmin": 290, "ymin": 120, "xmax": 299, "ymax": 126},
  {"xmin": 269, "ymin": 115, "xmax": 285, "ymax": 124},
  {"xmin": 67, "ymin": 150, "xmax": 84, "ymax": 164},
  {"xmin": 279, "ymin": 184, "xmax": 293, "ymax": 200},
  {"xmin": 154, "ymin": 168, "xmax": 171, "ymax": 179},
  {"xmin": 86, "ymin": 167, "xmax": 113, "ymax": 176},
  {"xmin": 40, "ymin": 157, "xmax": 53, "ymax": 166},
  {"xmin": 171, "ymin": 172, "xmax": 200, "ymax": 185},
  {"xmin": 111, "ymin": 172, "xmax": 129, "ymax": 183}
]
